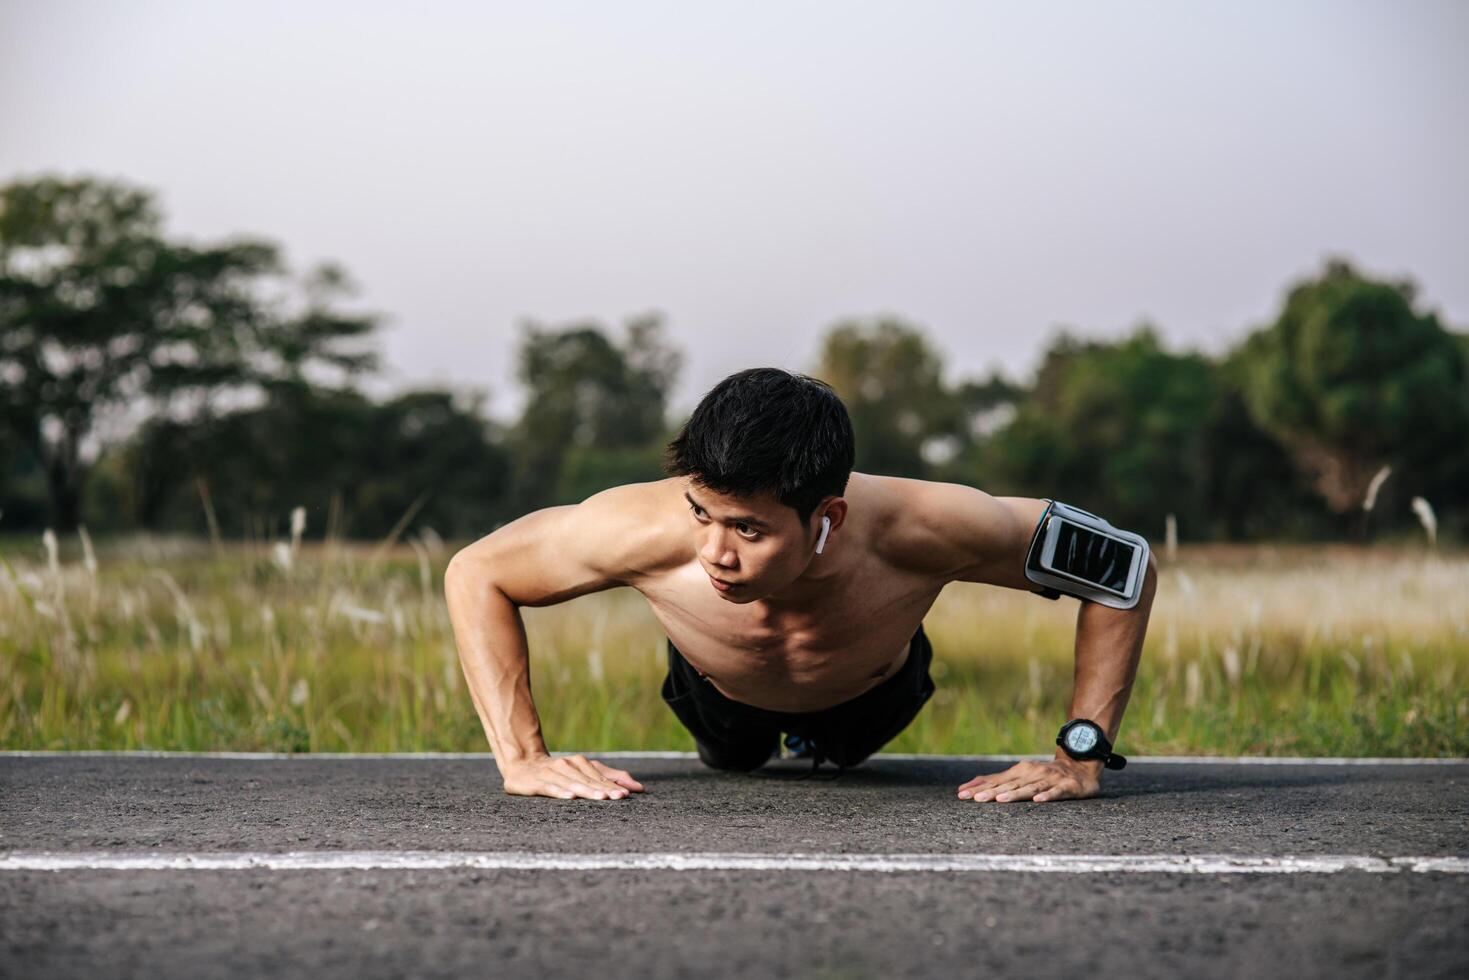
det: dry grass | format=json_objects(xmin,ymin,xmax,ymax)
[{"xmin": 1, "ymin": 532, "xmax": 1465, "ymax": 756}]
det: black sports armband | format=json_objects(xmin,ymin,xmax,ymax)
[{"xmin": 1023, "ymin": 500, "xmax": 1151, "ymax": 610}]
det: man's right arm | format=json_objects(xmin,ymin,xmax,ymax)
[{"xmin": 442, "ymin": 485, "xmax": 653, "ymax": 801}]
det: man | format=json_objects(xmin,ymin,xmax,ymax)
[{"xmin": 444, "ymin": 367, "xmax": 1158, "ymax": 803}]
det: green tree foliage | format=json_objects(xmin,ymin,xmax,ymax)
[
  {"xmin": 0, "ymin": 423, "xmax": 47, "ymax": 528},
  {"xmin": 963, "ymin": 325, "xmax": 1220, "ymax": 539},
  {"xmin": 0, "ymin": 175, "xmax": 378, "ymax": 529},
  {"xmin": 4, "ymin": 176, "xmax": 1464, "ymax": 545},
  {"xmin": 814, "ymin": 316, "xmax": 968, "ymax": 477},
  {"xmin": 505, "ymin": 312, "xmax": 682, "ymax": 512},
  {"xmin": 119, "ymin": 381, "xmax": 510, "ymax": 539},
  {"xmin": 1190, "ymin": 380, "xmax": 1337, "ymax": 541},
  {"xmin": 1233, "ymin": 258, "xmax": 1469, "ymax": 516}
]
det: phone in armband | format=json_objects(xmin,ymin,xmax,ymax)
[{"xmin": 1023, "ymin": 500, "xmax": 1150, "ymax": 610}]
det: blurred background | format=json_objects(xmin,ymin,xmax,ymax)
[{"xmin": 2, "ymin": 2, "xmax": 1465, "ymax": 755}]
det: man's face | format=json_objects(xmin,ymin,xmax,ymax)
[{"xmin": 682, "ymin": 480, "xmax": 820, "ymax": 603}]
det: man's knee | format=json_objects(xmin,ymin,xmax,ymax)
[
  {"xmin": 696, "ymin": 739, "xmax": 775, "ymax": 772},
  {"xmin": 821, "ymin": 745, "xmax": 872, "ymax": 769}
]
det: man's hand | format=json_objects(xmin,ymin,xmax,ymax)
[
  {"xmin": 957, "ymin": 758, "xmax": 1101, "ymax": 803},
  {"xmin": 500, "ymin": 754, "xmax": 646, "ymax": 801}
]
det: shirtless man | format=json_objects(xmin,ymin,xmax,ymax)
[{"xmin": 444, "ymin": 367, "xmax": 1158, "ymax": 804}]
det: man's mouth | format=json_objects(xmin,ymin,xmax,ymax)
[{"xmin": 709, "ymin": 574, "xmax": 741, "ymax": 592}]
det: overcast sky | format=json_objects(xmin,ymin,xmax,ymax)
[{"xmin": 3, "ymin": 1, "xmax": 1466, "ymax": 420}]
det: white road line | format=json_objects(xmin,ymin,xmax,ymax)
[
  {"xmin": 1, "ymin": 751, "xmax": 1464, "ymax": 765},
  {"xmin": 1, "ymin": 851, "xmax": 1466, "ymax": 874}
]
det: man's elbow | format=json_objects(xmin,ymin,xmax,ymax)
[{"xmin": 444, "ymin": 547, "xmax": 489, "ymax": 595}]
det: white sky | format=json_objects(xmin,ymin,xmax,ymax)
[{"xmin": 3, "ymin": 0, "xmax": 1466, "ymax": 421}]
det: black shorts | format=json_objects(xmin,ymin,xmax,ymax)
[{"xmin": 660, "ymin": 624, "xmax": 936, "ymax": 772}]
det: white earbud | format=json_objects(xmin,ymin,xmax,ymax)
[{"xmin": 815, "ymin": 515, "xmax": 831, "ymax": 554}]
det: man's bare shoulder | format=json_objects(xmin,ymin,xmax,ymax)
[
  {"xmin": 447, "ymin": 478, "xmax": 691, "ymax": 606},
  {"xmin": 555, "ymin": 477, "xmax": 691, "ymax": 584},
  {"xmin": 860, "ymin": 473, "xmax": 1049, "ymax": 590}
]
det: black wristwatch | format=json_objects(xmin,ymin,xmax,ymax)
[{"xmin": 1056, "ymin": 719, "xmax": 1127, "ymax": 770}]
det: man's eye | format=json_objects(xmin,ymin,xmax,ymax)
[{"xmin": 737, "ymin": 524, "xmax": 758, "ymax": 538}]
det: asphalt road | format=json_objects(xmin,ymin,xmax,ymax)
[{"xmin": 2, "ymin": 753, "xmax": 1466, "ymax": 979}]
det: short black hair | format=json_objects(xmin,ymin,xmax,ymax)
[{"xmin": 662, "ymin": 367, "xmax": 856, "ymax": 527}]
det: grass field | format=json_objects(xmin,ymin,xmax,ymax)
[{"xmin": 1, "ymin": 531, "xmax": 1465, "ymax": 756}]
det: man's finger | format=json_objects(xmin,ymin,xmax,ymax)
[
  {"xmin": 958, "ymin": 778, "xmax": 1003, "ymax": 799},
  {"xmin": 957, "ymin": 770, "xmax": 1017, "ymax": 797},
  {"xmin": 995, "ymin": 780, "xmax": 1047, "ymax": 802},
  {"xmin": 592, "ymin": 761, "xmax": 645, "ymax": 791},
  {"xmin": 518, "ymin": 780, "xmax": 574, "ymax": 800},
  {"xmin": 972, "ymin": 779, "xmax": 1024, "ymax": 802},
  {"xmin": 544, "ymin": 777, "xmax": 602, "ymax": 800},
  {"xmin": 586, "ymin": 778, "xmax": 629, "ymax": 798},
  {"xmin": 556, "ymin": 757, "xmax": 624, "ymax": 793},
  {"xmin": 561, "ymin": 779, "xmax": 616, "ymax": 800},
  {"xmin": 565, "ymin": 762, "xmax": 628, "ymax": 798}
]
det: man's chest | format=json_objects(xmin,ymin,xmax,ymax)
[{"xmin": 638, "ymin": 561, "xmax": 943, "ymax": 710}]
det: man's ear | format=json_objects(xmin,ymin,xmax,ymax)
[{"xmin": 818, "ymin": 497, "xmax": 848, "ymax": 533}]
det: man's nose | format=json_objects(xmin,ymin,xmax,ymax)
[{"xmin": 700, "ymin": 528, "xmax": 736, "ymax": 567}]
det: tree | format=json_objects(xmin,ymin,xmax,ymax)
[
  {"xmin": 813, "ymin": 316, "xmax": 967, "ymax": 477},
  {"xmin": 1192, "ymin": 376, "xmax": 1337, "ymax": 541},
  {"xmin": 0, "ymin": 422, "xmax": 47, "ymax": 529},
  {"xmin": 122, "ymin": 381, "xmax": 511, "ymax": 539},
  {"xmin": 0, "ymin": 175, "xmax": 379, "ymax": 529},
  {"xmin": 965, "ymin": 325, "xmax": 1220, "ymax": 539},
  {"xmin": 505, "ymin": 312, "xmax": 682, "ymax": 512},
  {"xmin": 1232, "ymin": 258, "xmax": 1469, "ymax": 515}
]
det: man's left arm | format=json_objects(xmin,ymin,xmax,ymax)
[
  {"xmin": 901, "ymin": 482, "xmax": 1158, "ymax": 803},
  {"xmin": 958, "ymin": 547, "xmax": 1158, "ymax": 802}
]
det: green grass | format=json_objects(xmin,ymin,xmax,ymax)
[{"xmin": 1, "ymin": 533, "xmax": 1465, "ymax": 756}]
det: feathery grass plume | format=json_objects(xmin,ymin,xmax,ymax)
[
  {"xmin": 77, "ymin": 526, "xmax": 98, "ymax": 578},
  {"xmin": 1221, "ymin": 644, "xmax": 1242, "ymax": 687},
  {"xmin": 38, "ymin": 527, "xmax": 78, "ymax": 654},
  {"xmin": 417, "ymin": 526, "xmax": 446, "ymax": 559},
  {"xmin": 1164, "ymin": 513, "xmax": 1177, "ymax": 562},
  {"xmin": 1410, "ymin": 496, "xmax": 1438, "ymax": 548},
  {"xmin": 365, "ymin": 489, "xmax": 432, "ymax": 572},
  {"xmin": 587, "ymin": 648, "xmax": 605, "ymax": 684},
  {"xmin": 409, "ymin": 534, "xmax": 433, "ymax": 601},
  {"xmin": 333, "ymin": 593, "xmax": 387, "ymax": 625},
  {"xmin": 149, "ymin": 568, "xmax": 205, "ymax": 651},
  {"xmin": 1026, "ymin": 657, "xmax": 1042, "ymax": 705},
  {"xmin": 289, "ymin": 506, "xmax": 307, "ymax": 563},
  {"xmin": 196, "ymin": 478, "xmax": 225, "ymax": 559},
  {"xmin": 0, "ymin": 538, "xmax": 38, "ymax": 615},
  {"xmin": 1173, "ymin": 569, "xmax": 1196, "ymax": 602},
  {"xmin": 1184, "ymin": 661, "xmax": 1203, "ymax": 709},
  {"xmin": 42, "ymin": 529, "xmax": 60, "ymax": 580},
  {"xmin": 272, "ymin": 541, "xmax": 294, "ymax": 571},
  {"xmin": 1362, "ymin": 465, "xmax": 1392, "ymax": 512}
]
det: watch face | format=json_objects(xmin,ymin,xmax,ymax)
[{"xmin": 1065, "ymin": 724, "xmax": 1099, "ymax": 754}]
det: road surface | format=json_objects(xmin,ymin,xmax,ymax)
[{"xmin": 2, "ymin": 752, "xmax": 1465, "ymax": 978}]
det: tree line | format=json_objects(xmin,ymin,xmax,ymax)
[{"xmin": 3, "ymin": 175, "xmax": 1466, "ymax": 544}]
